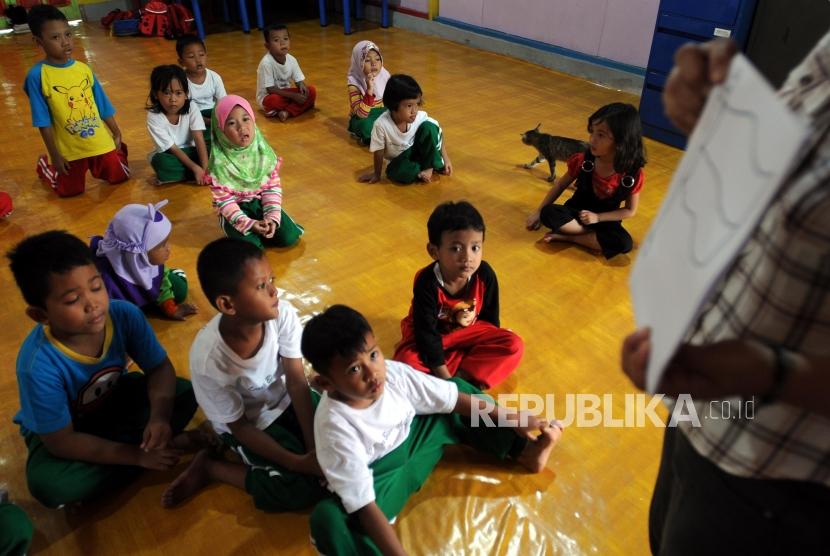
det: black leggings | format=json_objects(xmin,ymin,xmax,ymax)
[{"xmin": 539, "ymin": 204, "xmax": 633, "ymax": 259}]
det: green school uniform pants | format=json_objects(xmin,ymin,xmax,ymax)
[
  {"xmin": 0, "ymin": 502, "xmax": 32, "ymax": 556},
  {"xmin": 221, "ymin": 391, "xmax": 327, "ymax": 512},
  {"xmin": 150, "ymin": 142, "xmax": 210, "ymax": 184},
  {"xmin": 220, "ymin": 198, "xmax": 304, "ymax": 249},
  {"xmin": 348, "ymin": 107, "xmax": 387, "ymax": 144},
  {"xmin": 309, "ymin": 378, "xmax": 525, "ymax": 556},
  {"xmin": 386, "ymin": 120, "xmax": 445, "ymax": 185},
  {"xmin": 23, "ymin": 373, "xmax": 197, "ymax": 509}
]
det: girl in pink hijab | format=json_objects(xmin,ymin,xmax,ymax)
[
  {"xmin": 347, "ymin": 40, "xmax": 391, "ymax": 145},
  {"xmin": 208, "ymin": 94, "xmax": 303, "ymax": 249}
]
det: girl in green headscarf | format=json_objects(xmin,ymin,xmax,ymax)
[{"xmin": 208, "ymin": 94, "xmax": 303, "ymax": 249}]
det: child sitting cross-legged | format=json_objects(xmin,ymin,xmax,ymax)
[
  {"xmin": 7, "ymin": 231, "xmax": 201, "ymax": 509},
  {"xmin": 161, "ymin": 238, "xmax": 326, "ymax": 511},
  {"xmin": 303, "ymin": 305, "xmax": 563, "ymax": 556}
]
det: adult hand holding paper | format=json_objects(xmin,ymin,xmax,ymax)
[{"xmin": 628, "ymin": 53, "xmax": 810, "ymax": 393}]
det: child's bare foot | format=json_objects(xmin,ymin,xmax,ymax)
[
  {"xmin": 417, "ymin": 168, "xmax": 434, "ymax": 182},
  {"xmin": 147, "ymin": 175, "xmax": 161, "ymax": 186},
  {"xmin": 170, "ymin": 422, "xmax": 223, "ymax": 454},
  {"xmin": 277, "ymin": 110, "xmax": 290, "ymax": 122},
  {"xmin": 517, "ymin": 423, "xmax": 563, "ymax": 473},
  {"xmin": 542, "ymin": 232, "xmax": 566, "ymax": 244},
  {"xmin": 162, "ymin": 449, "xmax": 211, "ymax": 508}
]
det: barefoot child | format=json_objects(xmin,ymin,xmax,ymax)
[
  {"xmin": 394, "ymin": 201, "xmax": 523, "ymax": 389},
  {"xmin": 525, "ymin": 103, "xmax": 646, "ymax": 259},
  {"xmin": 92, "ymin": 200, "xmax": 198, "ymax": 321},
  {"xmin": 256, "ymin": 23, "xmax": 316, "ymax": 121},
  {"xmin": 359, "ymin": 74, "xmax": 452, "ymax": 185},
  {"xmin": 146, "ymin": 64, "xmax": 209, "ymax": 185},
  {"xmin": 162, "ymin": 238, "xmax": 326, "ymax": 510},
  {"xmin": 347, "ymin": 40, "xmax": 390, "ymax": 145},
  {"xmin": 8, "ymin": 231, "xmax": 200, "ymax": 508},
  {"xmin": 207, "ymin": 94, "xmax": 303, "ymax": 249},
  {"xmin": 303, "ymin": 305, "xmax": 562, "ymax": 556}
]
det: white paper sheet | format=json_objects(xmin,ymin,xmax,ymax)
[{"xmin": 629, "ymin": 54, "xmax": 810, "ymax": 393}]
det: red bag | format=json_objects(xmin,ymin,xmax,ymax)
[
  {"xmin": 165, "ymin": 2, "xmax": 195, "ymax": 39},
  {"xmin": 139, "ymin": 1, "xmax": 168, "ymax": 37}
]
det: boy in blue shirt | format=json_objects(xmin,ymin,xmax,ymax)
[
  {"xmin": 24, "ymin": 5, "xmax": 129, "ymax": 197},
  {"xmin": 8, "ymin": 231, "xmax": 199, "ymax": 508}
]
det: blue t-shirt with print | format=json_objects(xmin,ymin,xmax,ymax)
[{"xmin": 14, "ymin": 300, "xmax": 167, "ymax": 435}]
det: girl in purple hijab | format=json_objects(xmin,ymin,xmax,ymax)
[
  {"xmin": 347, "ymin": 40, "xmax": 391, "ymax": 145},
  {"xmin": 92, "ymin": 200, "xmax": 198, "ymax": 320}
]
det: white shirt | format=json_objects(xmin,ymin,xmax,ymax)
[
  {"xmin": 146, "ymin": 108, "xmax": 205, "ymax": 155},
  {"xmin": 369, "ymin": 110, "xmax": 439, "ymax": 159},
  {"xmin": 256, "ymin": 53, "xmax": 305, "ymax": 108},
  {"xmin": 189, "ymin": 301, "xmax": 304, "ymax": 435},
  {"xmin": 314, "ymin": 360, "xmax": 458, "ymax": 513},
  {"xmin": 188, "ymin": 69, "xmax": 227, "ymax": 112}
]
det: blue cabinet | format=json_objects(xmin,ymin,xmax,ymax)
[{"xmin": 639, "ymin": 0, "xmax": 758, "ymax": 149}]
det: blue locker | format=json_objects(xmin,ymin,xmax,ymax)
[{"xmin": 639, "ymin": 0, "xmax": 758, "ymax": 149}]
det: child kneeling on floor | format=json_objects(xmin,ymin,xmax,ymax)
[{"xmin": 303, "ymin": 305, "xmax": 563, "ymax": 556}]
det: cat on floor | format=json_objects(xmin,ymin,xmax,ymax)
[{"xmin": 521, "ymin": 124, "xmax": 588, "ymax": 182}]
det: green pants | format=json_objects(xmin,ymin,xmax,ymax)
[
  {"xmin": 221, "ymin": 393, "xmax": 327, "ymax": 512},
  {"xmin": 24, "ymin": 373, "xmax": 197, "ymax": 509},
  {"xmin": 348, "ymin": 107, "xmax": 387, "ymax": 145},
  {"xmin": 309, "ymin": 378, "xmax": 524, "ymax": 556},
  {"xmin": 220, "ymin": 198, "xmax": 304, "ymax": 249},
  {"xmin": 386, "ymin": 120, "xmax": 444, "ymax": 184},
  {"xmin": 168, "ymin": 268, "xmax": 188, "ymax": 303},
  {"xmin": 201, "ymin": 108, "xmax": 213, "ymax": 135},
  {"xmin": 151, "ymin": 143, "xmax": 210, "ymax": 183},
  {"xmin": 0, "ymin": 503, "xmax": 32, "ymax": 556}
]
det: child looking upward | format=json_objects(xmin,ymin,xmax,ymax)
[
  {"xmin": 394, "ymin": 201, "xmax": 523, "ymax": 389},
  {"xmin": 304, "ymin": 305, "xmax": 562, "ymax": 555}
]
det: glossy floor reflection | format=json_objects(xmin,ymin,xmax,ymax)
[{"xmin": 0, "ymin": 18, "xmax": 681, "ymax": 555}]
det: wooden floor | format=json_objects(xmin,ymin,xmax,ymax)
[{"xmin": 0, "ymin": 17, "xmax": 683, "ymax": 555}]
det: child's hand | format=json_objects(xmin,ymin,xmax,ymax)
[
  {"xmin": 142, "ymin": 419, "xmax": 174, "ymax": 452},
  {"xmin": 251, "ymin": 220, "xmax": 270, "ymax": 236},
  {"xmin": 112, "ymin": 132, "xmax": 122, "ymax": 151},
  {"xmin": 578, "ymin": 210, "xmax": 599, "ymax": 225},
  {"xmin": 526, "ymin": 210, "xmax": 541, "ymax": 230},
  {"xmin": 53, "ymin": 154, "xmax": 71, "ymax": 176},
  {"xmin": 366, "ymin": 73, "xmax": 375, "ymax": 96},
  {"xmin": 171, "ymin": 302, "xmax": 198, "ymax": 321},
  {"xmin": 295, "ymin": 451, "xmax": 324, "ymax": 477},
  {"xmin": 441, "ymin": 159, "xmax": 453, "ymax": 176},
  {"xmin": 358, "ymin": 172, "xmax": 380, "ymax": 184},
  {"xmin": 263, "ymin": 219, "xmax": 278, "ymax": 238},
  {"xmin": 193, "ymin": 167, "xmax": 208, "ymax": 185},
  {"xmin": 138, "ymin": 447, "xmax": 182, "ymax": 470}
]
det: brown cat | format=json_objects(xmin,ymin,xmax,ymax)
[{"xmin": 521, "ymin": 124, "xmax": 588, "ymax": 182}]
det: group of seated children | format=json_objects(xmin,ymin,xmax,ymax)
[
  {"xmin": 22, "ymin": 4, "xmax": 646, "ymax": 259},
  {"xmin": 6, "ymin": 201, "xmax": 562, "ymax": 555}
]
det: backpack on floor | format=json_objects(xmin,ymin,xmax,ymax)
[
  {"xmin": 165, "ymin": 2, "xmax": 195, "ymax": 39},
  {"xmin": 139, "ymin": 1, "xmax": 168, "ymax": 37}
]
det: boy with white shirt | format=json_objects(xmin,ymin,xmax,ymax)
[
  {"xmin": 256, "ymin": 23, "xmax": 316, "ymax": 122},
  {"xmin": 162, "ymin": 238, "xmax": 326, "ymax": 510},
  {"xmin": 302, "ymin": 305, "xmax": 562, "ymax": 556},
  {"xmin": 176, "ymin": 36, "xmax": 226, "ymax": 131}
]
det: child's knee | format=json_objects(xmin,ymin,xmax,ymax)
[
  {"xmin": 28, "ymin": 471, "xmax": 87, "ymax": 508},
  {"xmin": 505, "ymin": 331, "xmax": 524, "ymax": 357}
]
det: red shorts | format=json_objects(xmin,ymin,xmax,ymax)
[{"xmin": 36, "ymin": 143, "xmax": 130, "ymax": 197}]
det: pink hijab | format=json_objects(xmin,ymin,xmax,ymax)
[
  {"xmin": 347, "ymin": 40, "xmax": 390, "ymax": 98},
  {"xmin": 215, "ymin": 94, "xmax": 255, "ymax": 129}
]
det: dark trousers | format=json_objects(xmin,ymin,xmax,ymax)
[{"xmin": 650, "ymin": 427, "xmax": 830, "ymax": 555}]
